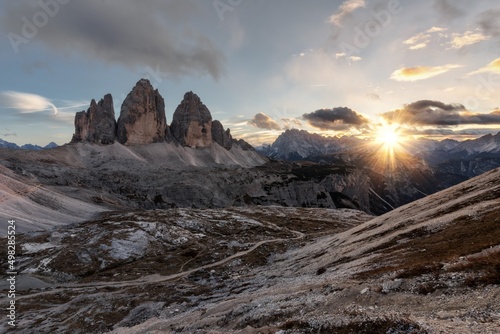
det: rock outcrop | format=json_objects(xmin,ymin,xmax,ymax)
[
  {"xmin": 170, "ymin": 92, "xmax": 212, "ymax": 148},
  {"xmin": 211, "ymin": 120, "xmax": 233, "ymax": 150},
  {"xmin": 69, "ymin": 79, "xmax": 255, "ymax": 152},
  {"xmin": 116, "ymin": 79, "xmax": 168, "ymax": 145},
  {"xmin": 71, "ymin": 94, "xmax": 116, "ymax": 145}
]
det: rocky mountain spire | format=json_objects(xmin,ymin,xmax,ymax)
[
  {"xmin": 69, "ymin": 79, "xmax": 253, "ymax": 152},
  {"xmin": 170, "ymin": 91, "xmax": 212, "ymax": 148},
  {"xmin": 211, "ymin": 120, "xmax": 233, "ymax": 150},
  {"xmin": 71, "ymin": 94, "xmax": 116, "ymax": 145},
  {"xmin": 116, "ymin": 79, "xmax": 169, "ymax": 145}
]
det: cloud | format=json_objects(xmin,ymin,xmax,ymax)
[
  {"xmin": 403, "ymin": 27, "xmax": 447, "ymax": 51},
  {"xmin": 336, "ymin": 52, "xmax": 362, "ymax": 62},
  {"xmin": 0, "ymin": 91, "xmax": 58, "ymax": 115},
  {"xmin": 303, "ymin": 107, "xmax": 369, "ymax": 131},
  {"xmin": 382, "ymin": 100, "xmax": 500, "ymax": 126},
  {"xmin": 433, "ymin": 0, "xmax": 465, "ymax": 21},
  {"xmin": 2, "ymin": 133, "xmax": 17, "ymax": 137},
  {"xmin": 0, "ymin": 1, "xmax": 225, "ymax": 80},
  {"xmin": 403, "ymin": 32, "xmax": 431, "ymax": 49},
  {"xmin": 281, "ymin": 117, "xmax": 302, "ymax": 130},
  {"xmin": 449, "ymin": 30, "xmax": 490, "ymax": 49},
  {"xmin": 478, "ymin": 9, "xmax": 500, "ymax": 43},
  {"xmin": 427, "ymin": 26, "xmax": 447, "ymax": 33},
  {"xmin": 248, "ymin": 113, "xmax": 281, "ymax": 130},
  {"xmin": 328, "ymin": 0, "xmax": 366, "ymax": 26},
  {"xmin": 468, "ymin": 58, "xmax": 500, "ymax": 76},
  {"xmin": 390, "ymin": 64, "xmax": 462, "ymax": 82}
]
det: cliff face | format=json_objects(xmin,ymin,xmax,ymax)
[
  {"xmin": 170, "ymin": 92, "xmax": 213, "ymax": 148},
  {"xmin": 116, "ymin": 79, "xmax": 168, "ymax": 145},
  {"xmin": 211, "ymin": 120, "xmax": 233, "ymax": 150},
  {"xmin": 71, "ymin": 94, "xmax": 116, "ymax": 145}
]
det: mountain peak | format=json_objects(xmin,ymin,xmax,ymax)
[
  {"xmin": 116, "ymin": 79, "xmax": 168, "ymax": 145},
  {"xmin": 67, "ymin": 79, "xmax": 252, "ymax": 152},
  {"xmin": 170, "ymin": 91, "xmax": 213, "ymax": 148}
]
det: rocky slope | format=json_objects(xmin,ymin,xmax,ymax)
[
  {"xmin": 1, "ymin": 169, "xmax": 498, "ymax": 333},
  {"xmin": 0, "ymin": 164, "xmax": 106, "ymax": 234}
]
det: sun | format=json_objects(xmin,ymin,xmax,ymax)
[
  {"xmin": 376, "ymin": 123, "xmax": 402, "ymax": 148},
  {"xmin": 371, "ymin": 123, "xmax": 407, "ymax": 171}
]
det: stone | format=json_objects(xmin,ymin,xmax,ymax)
[
  {"xmin": 170, "ymin": 92, "xmax": 212, "ymax": 148},
  {"xmin": 211, "ymin": 120, "xmax": 233, "ymax": 150},
  {"xmin": 71, "ymin": 94, "xmax": 116, "ymax": 145},
  {"xmin": 117, "ymin": 79, "xmax": 167, "ymax": 145}
]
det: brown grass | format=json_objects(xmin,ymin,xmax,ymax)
[{"xmin": 356, "ymin": 209, "xmax": 500, "ymax": 282}]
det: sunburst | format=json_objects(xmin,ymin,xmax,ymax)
[
  {"xmin": 376, "ymin": 123, "xmax": 402, "ymax": 148},
  {"xmin": 372, "ymin": 123, "xmax": 406, "ymax": 171}
]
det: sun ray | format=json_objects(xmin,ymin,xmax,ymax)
[{"xmin": 370, "ymin": 123, "xmax": 407, "ymax": 172}]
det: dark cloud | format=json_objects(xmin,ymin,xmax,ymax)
[
  {"xmin": 248, "ymin": 113, "xmax": 281, "ymax": 130},
  {"xmin": 1, "ymin": 0, "xmax": 225, "ymax": 79},
  {"xmin": 382, "ymin": 100, "xmax": 500, "ymax": 126},
  {"xmin": 302, "ymin": 107, "xmax": 368, "ymax": 130},
  {"xmin": 478, "ymin": 9, "xmax": 500, "ymax": 43},
  {"xmin": 433, "ymin": 0, "xmax": 465, "ymax": 21}
]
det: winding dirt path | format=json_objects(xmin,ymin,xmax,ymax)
[{"xmin": 10, "ymin": 225, "xmax": 305, "ymax": 301}]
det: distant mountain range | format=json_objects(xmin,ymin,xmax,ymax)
[
  {"xmin": 254, "ymin": 129, "xmax": 500, "ymax": 212},
  {"xmin": 0, "ymin": 138, "xmax": 58, "ymax": 150},
  {"xmin": 257, "ymin": 129, "xmax": 500, "ymax": 164}
]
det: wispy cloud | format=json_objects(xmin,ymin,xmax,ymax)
[
  {"xmin": 336, "ymin": 52, "xmax": 362, "ymax": 62},
  {"xmin": 403, "ymin": 27, "xmax": 447, "ymax": 50},
  {"xmin": 390, "ymin": 64, "xmax": 462, "ymax": 82},
  {"xmin": 449, "ymin": 30, "xmax": 490, "ymax": 49},
  {"xmin": 0, "ymin": 91, "xmax": 58, "ymax": 115},
  {"xmin": 328, "ymin": 0, "xmax": 366, "ymax": 26},
  {"xmin": 468, "ymin": 58, "xmax": 500, "ymax": 76}
]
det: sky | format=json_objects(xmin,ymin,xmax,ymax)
[{"xmin": 0, "ymin": 0, "xmax": 499, "ymax": 146}]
